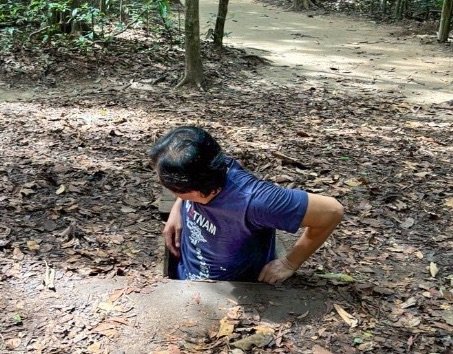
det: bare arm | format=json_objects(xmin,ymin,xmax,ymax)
[
  {"xmin": 163, "ymin": 197, "xmax": 183, "ymax": 257},
  {"xmin": 258, "ymin": 193, "xmax": 344, "ymax": 284}
]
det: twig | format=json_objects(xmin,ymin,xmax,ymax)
[
  {"xmin": 271, "ymin": 151, "xmax": 308, "ymax": 169},
  {"xmin": 108, "ymin": 10, "xmax": 147, "ymax": 38},
  {"xmin": 28, "ymin": 26, "xmax": 50, "ymax": 40},
  {"xmin": 44, "ymin": 260, "xmax": 56, "ymax": 291}
]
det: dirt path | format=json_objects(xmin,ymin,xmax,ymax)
[{"xmin": 200, "ymin": 0, "xmax": 452, "ymax": 105}]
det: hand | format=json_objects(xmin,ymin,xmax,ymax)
[
  {"xmin": 258, "ymin": 257, "xmax": 297, "ymax": 284},
  {"xmin": 163, "ymin": 199, "xmax": 183, "ymax": 257}
]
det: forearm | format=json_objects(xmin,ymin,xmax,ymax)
[
  {"xmin": 285, "ymin": 194, "xmax": 343, "ymax": 269},
  {"xmin": 285, "ymin": 221, "xmax": 340, "ymax": 269}
]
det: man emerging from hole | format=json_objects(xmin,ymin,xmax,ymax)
[{"xmin": 149, "ymin": 126, "xmax": 344, "ymax": 284}]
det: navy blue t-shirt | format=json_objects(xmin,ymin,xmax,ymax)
[{"xmin": 176, "ymin": 158, "xmax": 309, "ymax": 281}]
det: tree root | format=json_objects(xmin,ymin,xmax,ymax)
[{"xmin": 175, "ymin": 75, "xmax": 205, "ymax": 90}]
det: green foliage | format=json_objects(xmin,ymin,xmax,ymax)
[{"xmin": 0, "ymin": 0, "xmax": 172, "ymax": 49}]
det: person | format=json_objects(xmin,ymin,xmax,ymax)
[{"xmin": 149, "ymin": 126, "xmax": 343, "ymax": 284}]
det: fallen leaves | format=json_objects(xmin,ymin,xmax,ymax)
[
  {"xmin": 400, "ymin": 297, "xmax": 417, "ymax": 309},
  {"xmin": 400, "ymin": 217, "xmax": 415, "ymax": 229},
  {"xmin": 312, "ymin": 344, "xmax": 333, "ymax": 354},
  {"xmin": 444, "ymin": 197, "xmax": 453, "ymax": 208},
  {"xmin": 230, "ymin": 324, "xmax": 275, "ymax": 351},
  {"xmin": 5, "ymin": 338, "xmax": 21, "ymax": 350},
  {"xmin": 316, "ymin": 272, "xmax": 354, "ymax": 284},
  {"xmin": 344, "ymin": 178, "xmax": 362, "ymax": 187},
  {"xmin": 12, "ymin": 247, "xmax": 24, "ymax": 260},
  {"xmin": 56, "ymin": 184, "xmax": 66, "ymax": 195},
  {"xmin": 92, "ymin": 322, "xmax": 119, "ymax": 338},
  {"xmin": 217, "ymin": 317, "xmax": 235, "ymax": 337},
  {"xmin": 41, "ymin": 261, "xmax": 56, "ymax": 291},
  {"xmin": 0, "ymin": 16, "xmax": 451, "ymax": 354},
  {"xmin": 26, "ymin": 240, "xmax": 40, "ymax": 251},
  {"xmin": 429, "ymin": 262, "xmax": 439, "ymax": 278},
  {"xmin": 333, "ymin": 304, "xmax": 358, "ymax": 328}
]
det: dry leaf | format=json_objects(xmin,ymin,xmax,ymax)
[
  {"xmin": 108, "ymin": 317, "xmax": 129, "ymax": 325},
  {"xmin": 400, "ymin": 217, "xmax": 415, "ymax": 229},
  {"xmin": 333, "ymin": 304, "xmax": 358, "ymax": 327},
  {"xmin": 313, "ymin": 344, "xmax": 333, "ymax": 354},
  {"xmin": 297, "ymin": 310, "xmax": 310, "ymax": 319},
  {"xmin": 217, "ymin": 317, "xmax": 235, "ymax": 337},
  {"xmin": 227, "ymin": 306, "xmax": 242, "ymax": 320},
  {"xmin": 20, "ymin": 188, "xmax": 36, "ymax": 196},
  {"xmin": 406, "ymin": 317, "xmax": 421, "ymax": 328},
  {"xmin": 12, "ymin": 247, "xmax": 24, "ymax": 260},
  {"xmin": 98, "ymin": 301, "xmax": 115, "ymax": 312},
  {"xmin": 87, "ymin": 342, "xmax": 102, "ymax": 354},
  {"xmin": 254, "ymin": 324, "xmax": 275, "ymax": 335},
  {"xmin": 93, "ymin": 322, "xmax": 117, "ymax": 332},
  {"xmin": 316, "ymin": 272, "xmax": 354, "ymax": 283},
  {"xmin": 27, "ymin": 240, "xmax": 40, "ymax": 251},
  {"xmin": 429, "ymin": 262, "xmax": 439, "ymax": 277},
  {"xmin": 56, "ymin": 185, "xmax": 66, "ymax": 195},
  {"xmin": 231, "ymin": 333, "xmax": 273, "ymax": 350},
  {"xmin": 5, "ymin": 338, "xmax": 21, "ymax": 350},
  {"xmin": 400, "ymin": 297, "xmax": 417, "ymax": 309},
  {"xmin": 442, "ymin": 310, "xmax": 453, "ymax": 326},
  {"xmin": 121, "ymin": 206, "xmax": 136, "ymax": 213},
  {"xmin": 444, "ymin": 197, "xmax": 453, "ymax": 208},
  {"xmin": 109, "ymin": 288, "xmax": 125, "ymax": 303},
  {"xmin": 345, "ymin": 178, "xmax": 362, "ymax": 187}
]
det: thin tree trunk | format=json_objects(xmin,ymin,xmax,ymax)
[
  {"xmin": 438, "ymin": 0, "xmax": 453, "ymax": 42},
  {"xmin": 293, "ymin": 0, "xmax": 304, "ymax": 10},
  {"xmin": 214, "ymin": 0, "xmax": 229, "ymax": 48},
  {"xmin": 380, "ymin": 0, "xmax": 387, "ymax": 14},
  {"xmin": 292, "ymin": 0, "xmax": 315, "ymax": 11},
  {"xmin": 176, "ymin": 0, "xmax": 204, "ymax": 89},
  {"xmin": 99, "ymin": 0, "xmax": 106, "ymax": 13},
  {"xmin": 394, "ymin": 0, "xmax": 406, "ymax": 20}
]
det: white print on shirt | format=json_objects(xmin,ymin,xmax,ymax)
[
  {"xmin": 186, "ymin": 219, "xmax": 207, "ymax": 246},
  {"xmin": 187, "ymin": 248, "xmax": 210, "ymax": 279},
  {"xmin": 185, "ymin": 202, "xmax": 217, "ymax": 236}
]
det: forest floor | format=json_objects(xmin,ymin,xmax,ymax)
[{"xmin": 0, "ymin": 0, "xmax": 452, "ymax": 353}]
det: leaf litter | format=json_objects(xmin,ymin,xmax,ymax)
[{"xmin": 0, "ymin": 17, "xmax": 452, "ymax": 354}]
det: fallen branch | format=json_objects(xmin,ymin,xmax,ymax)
[{"xmin": 271, "ymin": 151, "xmax": 308, "ymax": 169}]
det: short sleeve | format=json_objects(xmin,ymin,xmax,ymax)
[{"xmin": 246, "ymin": 181, "xmax": 309, "ymax": 233}]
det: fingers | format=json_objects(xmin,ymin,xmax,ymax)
[
  {"xmin": 163, "ymin": 226, "xmax": 180, "ymax": 257},
  {"xmin": 174, "ymin": 227, "xmax": 181, "ymax": 248},
  {"xmin": 258, "ymin": 259, "xmax": 295, "ymax": 284},
  {"xmin": 258, "ymin": 264, "xmax": 268, "ymax": 282},
  {"xmin": 258, "ymin": 263, "xmax": 279, "ymax": 284}
]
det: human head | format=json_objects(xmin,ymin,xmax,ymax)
[{"xmin": 148, "ymin": 126, "xmax": 227, "ymax": 197}]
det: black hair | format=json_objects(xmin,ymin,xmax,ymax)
[{"xmin": 148, "ymin": 126, "xmax": 227, "ymax": 196}]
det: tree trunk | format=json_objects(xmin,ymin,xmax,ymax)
[
  {"xmin": 177, "ymin": 0, "xmax": 204, "ymax": 89},
  {"xmin": 292, "ymin": 0, "xmax": 315, "ymax": 11},
  {"xmin": 293, "ymin": 0, "xmax": 304, "ymax": 10},
  {"xmin": 380, "ymin": 0, "xmax": 387, "ymax": 15},
  {"xmin": 99, "ymin": 0, "xmax": 106, "ymax": 13},
  {"xmin": 438, "ymin": 0, "xmax": 453, "ymax": 42},
  {"xmin": 394, "ymin": 0, "xmax": 406, "ymax": 20},
  {"xmin": 213, "ymin": 0, "xmax": 229, "ymax": 48}
]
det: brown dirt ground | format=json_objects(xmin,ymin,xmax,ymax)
[{"xmin": 0, "ymin": 4, "xmax": 452, "ymax": 354}]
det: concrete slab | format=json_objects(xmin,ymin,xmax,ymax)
[
  {"xmin": 114, "ymin": 279, "xmax": 327, "ymax": 352},
  {"xmin": 73, "ymin": 279, "xmax": 327, "ymax": 354}
]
